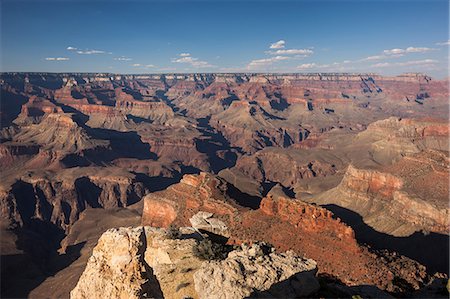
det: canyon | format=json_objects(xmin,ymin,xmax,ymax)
[{"xmin": 0, "ymin": 72, "xmax": 449, "ymax": 298}]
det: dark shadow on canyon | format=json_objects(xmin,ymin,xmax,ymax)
[
  {"xmin": 155, "ymin": 90, "xmax": 186, "ymax": 116},
  {"xmin": 226, "ymin": 183, "xmax": 262, "ymax": 209},
  {"xmin": 1, "ymin": 227, "xmax": 85, "ymax": 299},
  {"xmin": 0, "ymin": 90, "xmax": 29, "ymax": 128},
  {"xmin": 323, "ymin": 204, "xmax": 449, "ymax": 275},
  {"xmin": 133, "ymin": 172, "xmax": 181, "ymax": 193},
  {"xmin": 195, "ymin": 116, "xmax": 239, "ymax": 174}
]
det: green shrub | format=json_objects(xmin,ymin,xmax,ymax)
[
  {"xmin": 193, "ymin": 239, "xmax": 228, "ymax": 261},
  {"xmin": 165, "ymin": 224, "xmax": 181, "ymax": 239}
]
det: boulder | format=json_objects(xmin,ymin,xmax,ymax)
[
  {"xmin": 194, "ymin": 242, "xmax": 319, "ymax": 299},
  {"xmin": 189, "ymin": 211, "xmax": 229, "ymax": 237}
]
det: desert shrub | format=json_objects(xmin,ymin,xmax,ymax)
[
  {"xmin": 165, "ymin": 224, "xmax": 181, "ymax": 239},
  {"xmin": 193, "ymin": 239, "xmax": 228, "ymax": 261}
]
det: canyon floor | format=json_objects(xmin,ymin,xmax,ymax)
[{"xmin": 0, "ymin": 72, "xmax": 449, "ymax": 298}]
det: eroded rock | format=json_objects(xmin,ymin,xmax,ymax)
[
  {"xmin": 193, "ymin": 242, "xmax": 319, "ymax": 299},
  {"xmin": 70, "ymin": 227, "xmax": 157, "ymax": 299},
  {"xmin": 71, "ymin": 226, "xmax": 320, "ymax": 299},
  {"xmin": 189, "ymin": 211, "xmax": 229, "ymax": 237}
]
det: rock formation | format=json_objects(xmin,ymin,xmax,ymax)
[
  {"xmin": 141, "ymin": 173, "xmax": 433, "ymax": 292},
  {"xmin": 71, "ymin": 226, "xmax": 320, "ymax": 299},
  {"xmin": 194, "ymin": 242, "xmax": 319, "ymax": 299},
  {"xmin": 313, "ymin": 149, "xmax": 449, "ymax": 236},
  {"xmin": 70, "ymin": 227, "xmax": 150, "ymax": 299}
]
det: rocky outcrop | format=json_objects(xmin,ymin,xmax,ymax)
[
  {"xmin": 259, "ymin": 186, "xmax": 355, "ymax": 238},
  {"xmin": 194, "ymin": 243, "xmax": 319, "ymax": 299},
  {"xmin": 70, "ymin": 227, "xmax": 151, "ymax": 299},
  {"xmin": 0, "ymin": 143, "xmax": 40, "ymax": 167},
  {"xmin": 71, "ymin": 226, "xmax": 320, "ymax": 299},
  {"xmin": 189, "ymin": 211, "xmax": 229, "ymax": 237},
  {"xmin": 141, "ymin": 173, "xmax": 433, "ymax": 291},
  {"xmin": 142, "ymin": 172, "xmax": 239, "ymax": 228},
  {"xmin": 137, "ymin": 124, "xmax": 210, "ymax": 171}
]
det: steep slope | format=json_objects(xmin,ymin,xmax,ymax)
[{"xmin": 312, "ymin": 150, "xmax": 449, "ymax": 236}]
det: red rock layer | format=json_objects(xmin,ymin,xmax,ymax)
[{"xmin": 141, "ymin": 172, "xmax": 427, "ymax": 291}]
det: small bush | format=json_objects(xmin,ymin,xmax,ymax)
[
  {"xmin": 193, "ymin": 239, "xmax": 228, "ymax": 261},
  {"xmin": 165, "ymin": 224, "xmax": 181, "ymax": 239}
]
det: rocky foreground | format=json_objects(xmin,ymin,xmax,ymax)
[{"xmin": 70, "ymin": 226, "xmax": 320, "ymax": 299}]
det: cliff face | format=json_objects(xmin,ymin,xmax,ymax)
[
  {"xmin": 142, "ymin": 172, "xmax": 238, "ymax": 228},
  {"xmin": 314, "ymin": 149, "xmax": 449, "ymax": 236},
  {"xmin": 0, "ymin": 168, "xmax": 147, "ymax": 232},
  {"xmin": 70, "ymin": 227, "xmax": 149, "ymax": 299}
]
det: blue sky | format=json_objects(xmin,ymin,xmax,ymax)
[{"xmin": 1, "ymin": 0, "xmax": 449, "ymax": 77}]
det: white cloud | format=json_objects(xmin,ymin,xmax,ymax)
[
  {"xmin": 67, "ymin": 46, "xmax": 112, "ymax": 54},
  {"xmin": 45, "ymin": 57, "xmax": 69, "ymax": 61},
  {"xmin": 398, "ymin": 59, "xmax": 438, "ymax": 66},
  {"xmin": 131, "ymin": 63, "xmax": 155, "ymax": 68},
  {"xmin": 172, "ymin": 53, "xmax": 214, "ymax": 68},
  {"xmin": 359, "ymin": 53, "xmax": 404, "ymax": 61},
  {"xmin": 362, "ymin": 55, "xmax": 388, "ymax": 61},
  {"xmin": 383, "ymin": 47, "xmax": 435, "ymax": 55},
  {"xmin": 114, "ymin": 57, "xmax": 132, "ymax": 61},
  {"xmin": 268, "ymin": 48, "xmax": 314, "ymax": 56},
  {"xmin": 383, "ymin": 48, "xmax": 405, "ymax": 55},
  {"xmin": 371, "ymin": 62, "xmax": 391, "ymax": 68},
  {"xmin": 270, "ymin": 40, "xmax": 285, "ymax": 49},
  {"xmin": 436, "ymin": 40, "xmax": 450, "ymax": 46},
  {"xmin": 76, "ymin": 49, "xmax": 111, "ymax": 55},
  {"xmin": 297, "ymin": 62, "xmax": 334, "ymax": 70},
  {"xmin": 297, "ymin": 62, "xmax": 359, "ymax": 72},
  {"xmin": 371, "ymin": 59, "xmax": 438, "ymax": 68},
  {"xmin": 247, "ymin": 56, "xmax": 290, "ymax": 69},
  {"xmin": 297, "ymin": 63, "xmax": 319, "ymax": 70}
]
